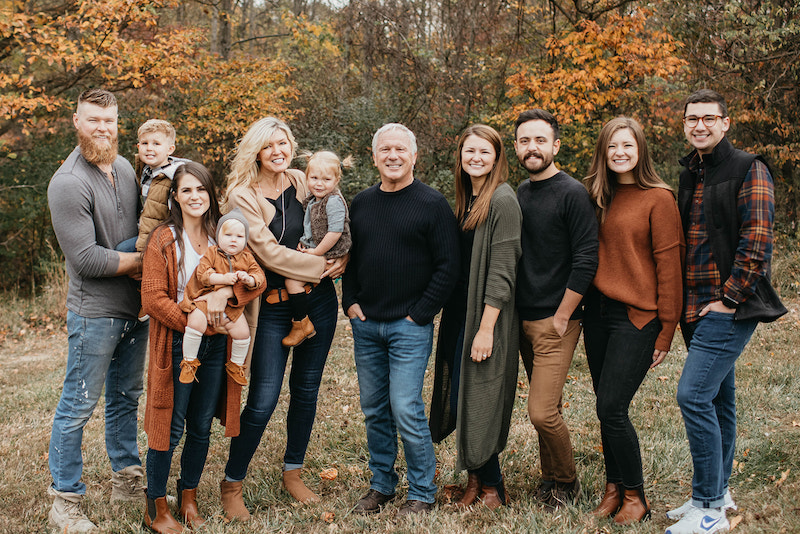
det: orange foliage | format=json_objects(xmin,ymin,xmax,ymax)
[{"xmin": 503, "ymin": 10, "xmax": 688, "ymax": 174}]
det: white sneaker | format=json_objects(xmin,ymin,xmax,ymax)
[
  {"xmin": 110, "ymin": 465, "xmax": 146, "ymax": 503},
  {"xmin": 48, "ymin": 487, "xmax": 97, "ymax": 533},
  {"xmin": 665, "ymin": 506, "xmax": 730, "ymax": 534},
  {"xmin": 666, "ymin": 489, "xmax": 737, "ymax": 520}
]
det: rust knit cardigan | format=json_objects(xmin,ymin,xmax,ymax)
[{"xmin": 141, "ymin": 225, "xmax": 263, "ymax": 451}]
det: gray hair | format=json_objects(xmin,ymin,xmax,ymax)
[{"xmin": 372, "ymin": 123, "xmax": 417, "ymax": 154}]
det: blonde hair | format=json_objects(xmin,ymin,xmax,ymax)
[
  {"xmin": 303, "ymin": 151, "xmax": 354, "ymax": 185},
  {"xmin": 584, "ymin": 117, "xmax": 672, "ymax": 222},
  {"xmin": 454, "ymin": 124, "xmax": 509, "ymax": 230},
  {"xmin": 137, "ymin": 119, "xmax": 176, "ymax": 144},
  {"xmin": 224, "ymin": 117, "xmax": 297, "ymax": 202}
]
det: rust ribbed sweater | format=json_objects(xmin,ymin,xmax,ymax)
[{"xmin": 592, "ymin": 184, "xmax": 684, "ymax": 351}]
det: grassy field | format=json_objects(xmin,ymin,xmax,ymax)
[{"xmin": 0, "ymin": 287, "xmax": 798, "ymax": 533}]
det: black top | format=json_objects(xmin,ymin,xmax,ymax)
[
  {"xmin": 265, "ymin": 184, "xmax": 304, "ymax": 288},
  {"xmin": 516, "ymin": 171, "xmax": 599, "ymax": 321},
  {"xmin": 342, "ymin": 179, "xmax": 459, "ymax": 324}
]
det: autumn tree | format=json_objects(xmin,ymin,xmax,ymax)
[{"xmin": 504, "ymin": 9, "xmax": 687, "ymax": 180}]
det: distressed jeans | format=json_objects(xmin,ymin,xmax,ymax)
[{"xmin": 49, "ymin": 311, "xmax": 148, "ymax": 494}]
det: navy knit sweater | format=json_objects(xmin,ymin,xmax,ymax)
[{"xmin": 342, "ymin": 179, "xmax": 459, "ymax": 324}]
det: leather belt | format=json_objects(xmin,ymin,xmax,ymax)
[{"xmin": 264, "ymin": 283, "xmax": 317, "ymax": 305}]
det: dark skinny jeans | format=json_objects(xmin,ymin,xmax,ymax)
[
  {"xmin": 583, "ymin": 289, "xmax": 660, "ymax": 489},
  {"xmin": 146, "ymin": 332, "xmax": 227, "ymax": 499}
]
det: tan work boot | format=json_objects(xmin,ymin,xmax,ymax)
[
  {"xmin": 48, "ymin": 487, "xmax": 97, "ymax": 533},
  {"xmin": 281, "ymin": 316, "xmax": 316, "ymax": 347},
  {"xmin": 110, "ymin": 465, "xmax": 146, "ymax": 503},
  {"xmin": 179, "ymin": 359, "xmax": 201, "ymax": 384},
  {"xmin": 220, "ymin": 479, "xmax": 250, "ymax": 522},
  {"xmin": 282, "ymin": 468, "xmax": 320, "ymax": 504}
]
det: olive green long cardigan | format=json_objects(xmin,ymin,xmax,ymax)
[{"xmin": 430, "ymin": 182, "xmax": 522, "ymax": 471}]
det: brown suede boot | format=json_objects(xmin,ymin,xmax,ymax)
[
  {"xmin": 282, "ymin": 468, "xmax": 320, "ymax": 503},
  {"xmin": 178, "ymin": 359, "xmax": 201, "ymax": 384},
  {"xmin": 281, "ymin": 316, "xmax": 316, "ymax": 347},
  {"xmin": 220, "ymin": 480, "xmax": 250, "ymax": 522},
  {"xmin": 614, "ymin": 487, "xmax": 651, "ymax": 525},
  {"xmin": 143, "ymin": 496, "xmax": 183, "ymax": 533},
  {"xmin": 177, "ymin": 482, "xmax": 205, "ymax": 530},
  {"xmin": 455, "ymin": 473, "xmax": 480, "ymax": 509},
  {"xmin": 592, "ymin": 482, "xmax": 623, "ymax": 518},
  {"xmin": 478, "ymin": 483, "xmax": 506, "ymax": 510}
]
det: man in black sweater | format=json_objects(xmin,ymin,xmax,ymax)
[
  {"xmin": 514, "ymin": 109, "xmax": 599, "ymax": 509},
  {"xmin": 343, "ymin": 123, "xmax": 458, "ymax": 516}
]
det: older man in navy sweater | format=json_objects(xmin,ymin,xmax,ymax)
[{"xmin": 343, "ymin": 123, "xmax": 458, "ymax": 516}]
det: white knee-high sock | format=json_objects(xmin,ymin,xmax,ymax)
[
  {"xmin": 182, "ymin": 327, "xmax": 204, "ymax": 362},
  {"xmin": 230, "ymin": 337, "xmax": 250, "ymax": 366}
]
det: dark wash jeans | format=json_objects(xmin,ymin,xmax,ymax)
[
  {"xmin": 583, "ymin": 289, "xmax": 660, "ymax": 488},
  {"xmin": 146, "ymin": 331, "xmax": 227, "ymax": 499},
  {"xmin": 225, "ymin": 279, "xmax": 338, "ymax": 480}
]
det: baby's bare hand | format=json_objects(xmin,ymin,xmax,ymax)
[{"xmin": 222, "ymin": 272, "xmax": 238, "ymax": 285}]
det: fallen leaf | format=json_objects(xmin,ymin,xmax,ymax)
[
  {"xmin": 730, "ymin": 515, "xmax": 743, "ymax": 529},
  {"xmin": 657, "ymin": 376, "xmax": 668, "ymax": 381},
  {"xmin": 322, "ymin": 511, "xmax": 335, "ymax": 522},
  {"xmin": 775, "ymin": 468, "xmax": 790, "ymax": 487},
  {"xmin": 320, "ymin": 467, "xmax": 338, "ymax": 480},
  {"xmin": 792, "ymin": 421, "xmax": 799, "ymax": 427}
]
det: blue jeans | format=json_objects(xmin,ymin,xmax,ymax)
[
  {"xmin": 350, "ymin": 317, "xmax": 437, "ymax": 503},
  {"xmin": 677, "ymin": 312, "xmax": 757, "ymax": 508},
  {"xmin": 225, "ymin": 280, "xmax": 338, "ymax": 480},
  {"xmin": 583, "ymin": 291, "xmax": 660, "ymax": 488},
  {"xmin": 49, "ymin": 311, "xmax": 148, "ymax": 494},
  {"xmin": 146, "ymin": 332, "xmax": 226, "ymax": 498},
  {"xmin": 115, "ymin": 237, "xmax": 137, "ymax": 253}
]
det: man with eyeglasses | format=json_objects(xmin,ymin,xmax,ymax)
[{"xmin": 665, "ymin": 89, "xmax": 786, "ymax": 534}]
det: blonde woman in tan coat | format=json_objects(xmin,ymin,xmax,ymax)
[{"xmin": 218, "ymin": 117, "xmax": 346, "ymax": 520}]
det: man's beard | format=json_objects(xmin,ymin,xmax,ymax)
[
  {"xmin": 520, "ymin": 150, "xmax": 553, "ymax": 174},
  {"xmin": 78, "ymin": 130, "xmax": 118, "ymax": 167}
]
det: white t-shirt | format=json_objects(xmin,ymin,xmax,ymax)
[{"xmin": 171, "ymin": 226, "xmax": 215, "ymax": 303}]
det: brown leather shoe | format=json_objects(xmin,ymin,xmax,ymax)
[
  {"xmin": 614, "ymin": 487, "xmax": 651, "ymax": 525},
  {"xmin": 353, "ymin": 489, "xmax": 395, "ymax": 514},
  {"xmin": 179, "ymin": 359, "xmax": 201, "ymax": 384},
  {"xmin": 592, "ymin": 482, "xmax": 623, "ymax": 518},
  {"xmin": 177, "ymin": 482, "xmax": 205, "ymax": 530},
  {"xmin": 220, "ymin": 480, "xmax": 250, "ymax": 522},
  {"xmin": 281, "ymin": 316, "xmax": 316, "ymax": 347},
  {"xmin": 397, "ymin": 499, "xmax": 433, "ymax": 516},
  {"xmin": 143, "ymin": 496, "xmax": 183, "ymax": 533},
  {"xmin": 455, "ymin": 473, "xmax": 480, "ymax": 509}
]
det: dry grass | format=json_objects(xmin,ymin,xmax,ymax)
[{"xmin": 1, "ymin": 256, "xmax": 799, "ymax": 533}]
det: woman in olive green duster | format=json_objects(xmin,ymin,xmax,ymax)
[{"xmin": 430, "ymin": 124, "xmax": 522, "ymax": 509}]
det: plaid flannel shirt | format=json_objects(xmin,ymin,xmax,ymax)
[{"xmin": 684, "ymin": 154, "xmax": 775, "ymax": 323}]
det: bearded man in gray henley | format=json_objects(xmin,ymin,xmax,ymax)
[{"xmin": 46, "ymin": 89, "xmax": 148, "ymax": 533}]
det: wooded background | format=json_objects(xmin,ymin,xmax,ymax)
[{"xmin": 1, "ymin": 0, "xmax": 798, "ymax": 291}]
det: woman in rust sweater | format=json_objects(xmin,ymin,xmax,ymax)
[
  {"xmin": 583, "ymin": 117, "xmax": 684, "ymax": 524},
  {"xmin": 141, "ymin": 162, "xmax": 263, "ymax": 532}
]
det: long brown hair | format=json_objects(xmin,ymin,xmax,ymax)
[
  {"xmin": 455, "ymin": 124, "xmax": 509, "ymax": 230},
  {"xmin": 156, "ymin": 162, "xmax": 221, "ymax": 275},
  {"xmin": 584, "ymin": 117, "xmax": 672, "ymax": 222}
]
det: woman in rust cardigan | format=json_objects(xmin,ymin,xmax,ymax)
[
  {"xmin": 583, "ymin": 117, "xmax": 684, "ymax": 525},
  {"xmin": 141, "ymin": 162, "xmax": 263, "ymax": 533}
]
